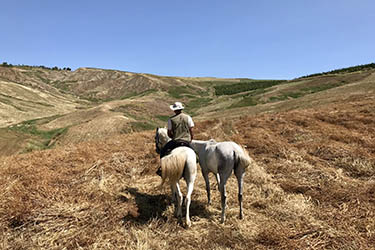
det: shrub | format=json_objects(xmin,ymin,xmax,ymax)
[
  {"xmin": 167, "ymin": 86, "xmax": 193, "ymax": 99},
  {"xmin": 230, "ymin": 96, "xmax": 259, "ymax": 108},
  {"xmin": 214, "ymin": 80, "xmax": 287, "ymax": 96},
  {"xmin": 1, "ymin": 62, "xmax": 13, "ymax": 67}
]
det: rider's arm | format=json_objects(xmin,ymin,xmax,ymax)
[
  {"xmin": 167, "ymin": 119, "xmax": 174, "ymax": 138},
  {"xmin": 188, "ymin": 116, "xmax": 194, "ymax": 141},
  {"xmin": 189, "ymin": 127, "xmax": 194, "ymax": 141}
]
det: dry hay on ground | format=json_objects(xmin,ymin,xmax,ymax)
[{"xmin": 1, "ymin": 94, "xmax": 375, "ymax": 249}]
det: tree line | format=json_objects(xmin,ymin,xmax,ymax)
[
  {"xmin": 299, "ymin": 63, "xmax": 375, "ymax": 79},
  {"xmin": 1, "ymin": 62, "xmax": 71, "ymax": 71}
]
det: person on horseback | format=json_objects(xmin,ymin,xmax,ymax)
[{"xmin": 159, "ymin": 101, "xmax": 195, "ymax": 158}]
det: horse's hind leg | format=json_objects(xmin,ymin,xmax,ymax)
[
  {"xmin": 185, "ymin": 180, "xmax": 195, "ymax": 228},
  {"xmin": 218, "ymin": 159, "xmax": 232, "ymax": 223},
  {"xmin": 219, "ymin": 180, "xmax": 227, "ymax": 223},
  {"xmin": 218, "ymin": 169, "xmax": 231, "ymax": 223},
  {"xmin": 172, "ymin": 183, "xmax": 183, "ymax": 218},
  {"xmin": 234, "ymin": 166, "xmax": 245, "ymax": 219},
  {"xmin": 202, "ymin": 169, "xmax": 211, "ymax": 205},
  {"xmin": 215, "ymin": 173, "xmax": 220, "ymax": 190},
  {"xmin": 170, "ymin": 184, "xmax": 177, "ymax": 203}
]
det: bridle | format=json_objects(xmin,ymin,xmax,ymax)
[
  {"xmin": 155, "ymin": 128, "xmax": 171, "ymax": 154},
  {"xmin": 155, "ymin": 128, "xmax": 162, "ymax": 154}
]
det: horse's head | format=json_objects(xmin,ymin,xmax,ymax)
[{"xmin": 155, "ymin": 127, "xmax": 170, "ymax": 154}]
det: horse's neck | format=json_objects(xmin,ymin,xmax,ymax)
[
  {"xmin": 191, "ymin": 140, "xmax": 211, "ymax": 154},
  {"xmin": 160, "ymin": 136, "xmax": 170, "ymax": 147},
  {"xmin": 160, "ymin": 129, "xmax": 171, "ymax": 147},
  {"xmin": 192, "ymin": 139, "xmax": 216, "ymax": 145},
  {"xmin": 191, "ymin": 140, "xmax": 205, "ymax": 147}
]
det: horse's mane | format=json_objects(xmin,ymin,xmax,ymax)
[{"xmin": 208, "ymin": 139, "xmax": 217, "ymax": 144}]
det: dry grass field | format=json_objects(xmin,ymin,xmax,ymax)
[{"xmin": 1, "ymin": 89, "xmax": 375, "ymax": 249}]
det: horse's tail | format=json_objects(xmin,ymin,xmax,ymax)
[
  {"xmin": 234, "ymin": 146, "xmax": 253, "ymax": 170},
  {"xmin": 159, "ymin": 153, "xmax": 186, "ymax": 187}
]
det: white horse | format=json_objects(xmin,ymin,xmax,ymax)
[
  {"xmin": 155, "ymin": 128, "xmax": 197, "ymax": 228},
  {"xmin": 191, "ymin": 139, "xmax": 254, "ymax": 223}
]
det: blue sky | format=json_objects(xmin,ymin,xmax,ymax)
[{"xmin": 1, "ymin": 0, "xmax": 374, "ymax": 79}]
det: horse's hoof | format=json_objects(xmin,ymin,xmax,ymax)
[{"xmin": 186, "ymin": 221, "xmax": 191, "ymax": 228}]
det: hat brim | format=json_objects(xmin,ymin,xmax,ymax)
[{"xmin": 170, "ymin": 105, "xmax": 184, "ymax": 111}]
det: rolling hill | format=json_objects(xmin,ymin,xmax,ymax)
[{"xmin": 1, "ymin": 63, "xmax": 374, "ymax": 156}]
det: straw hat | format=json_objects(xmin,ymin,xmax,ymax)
[{"xmin": 170, "ymin": 102, "xmax": 184, "ymax": 111}]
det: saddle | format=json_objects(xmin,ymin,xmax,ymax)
[
  {"xmin": 156, "ymin": 140, "xmax": 196, "ymax": 177},
  {"xmin": 160, "ymin": 140, "xmax": 193, "ymax": 159}
]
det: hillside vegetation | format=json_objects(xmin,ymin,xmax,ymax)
[
  {"xmin": 299, "ymin": 62, "xmax": 375, "ymax": 78},
  {"xmin": 1, "ymin": 63, "xmax": 374, "ymax": 156}
]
